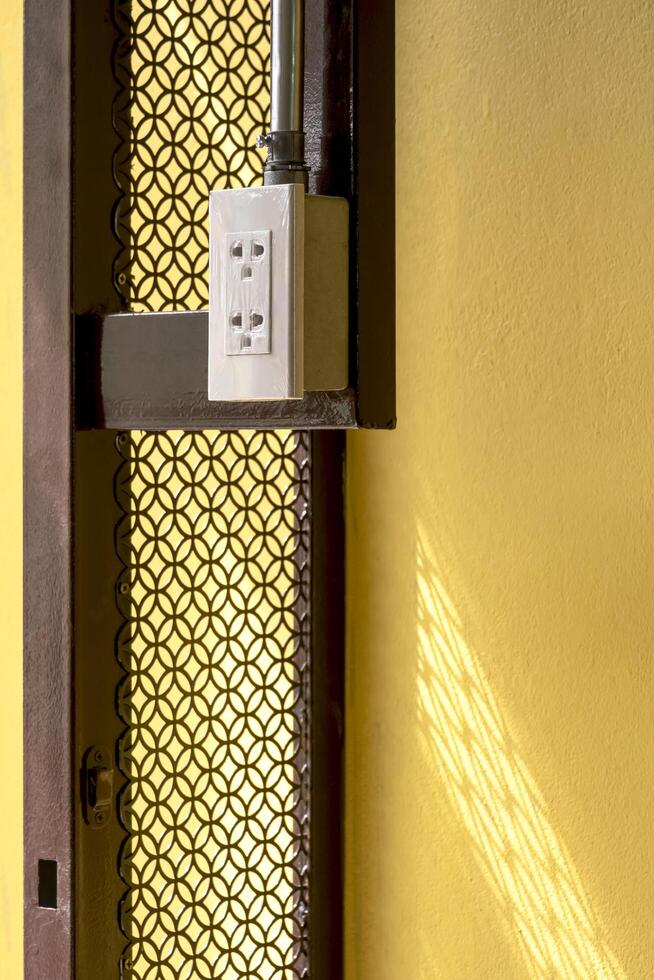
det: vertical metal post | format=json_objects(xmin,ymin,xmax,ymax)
[
  {"xmin": 262, "ymin": 0, "xmax": 307, "ymax": 185},
  {"xmin": 24, "ymin": 0, "xmax": 74, "ymax": 974}
]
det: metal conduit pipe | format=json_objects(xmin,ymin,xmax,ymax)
[
  {"xmin": 260, "ymin": 0, "xmax": 307, "ymax": 185},
  {"xmin": 271, "ymin": 0, "xmax": 303, "ymax": 132}
]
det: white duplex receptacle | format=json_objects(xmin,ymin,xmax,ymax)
[
  {"xmin": 224, "ymin": 230, "xmax": 271, "ymax": 356},
  {"xmin": 208, "ymin": 184, "xmax": 304, "ymax": 401}
]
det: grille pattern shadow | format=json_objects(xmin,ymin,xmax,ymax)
[{"xmin": 114, "ymin": 430, "xmax": 311, "ymax": 979}]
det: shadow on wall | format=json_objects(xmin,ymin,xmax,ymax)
[{"xmin": 416, "ymin": 523, "xmax": 624, "ymax": 980}]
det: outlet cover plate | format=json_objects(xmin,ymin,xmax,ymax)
[{"xmin": 209, "ymin": 185, "xmax": 304, "ymax": 401}]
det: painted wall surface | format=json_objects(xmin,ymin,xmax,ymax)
[
  {"xmin": 0, "ymin": 0, "xmax": 22, "ymax": 976},
  {"xmin": 347, "ymin": 1, "xmax": 654, "ymax": 978}
]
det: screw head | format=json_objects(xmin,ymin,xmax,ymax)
[
  {"xmin": 119, "ymin": 582, "xmax": 129, "ymax": 596},
  {"xmin": 117, "ymin": 272, "xmax": 127, "ymax": 285}
]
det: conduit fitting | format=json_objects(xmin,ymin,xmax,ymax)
[{"xmin": 257, "ymin": 132, "xmax": 307, "ymax": 185}]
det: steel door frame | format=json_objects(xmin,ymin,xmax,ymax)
[
  {"xmin": 24, "ymin": 0, "xmax": 74, "ymax": 974},
  {"xmin": 23, "ymin": 0, "xmax": 393, "ymax": 976}
]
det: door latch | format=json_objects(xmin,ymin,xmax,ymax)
[{"xmin": 81, "ymin": 746, "xmax": 114, "ymax": 829}]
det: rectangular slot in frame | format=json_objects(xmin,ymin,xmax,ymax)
[{"xmin": 37, "ymin": 860, "xmax": 58, "ymax": 910}]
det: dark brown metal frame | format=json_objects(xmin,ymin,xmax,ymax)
[
  {"xmin": 24, "ymin": 0, "xmax": 74, "ymax": 975},
  {"xmin": 309, "ymin": 431, "xmax": 345, "ymax": 977},
  {"xmin": 25, "ymin": 0, "xmax": 393, "ymax": 976}
]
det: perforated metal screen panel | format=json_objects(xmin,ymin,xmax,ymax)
[
  {"xmin": 108, "ymin": 3, "xmax": 312, "ymax": 977},
  {"xmin": 112, "ymin": 0, "xmax": 270, "ymax": 311},
  {"xmin": 115, "ymin": 431, "xmax": 311, "ymax": 979}
]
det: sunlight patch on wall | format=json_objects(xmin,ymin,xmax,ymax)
[{"xmin": 416, "ymin": 525, "xmax": 624, "ymax": 980}]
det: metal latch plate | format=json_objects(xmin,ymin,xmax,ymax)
[{"xmin": 81, "ymin": 745, "xmax": 114, "ymax": 829}]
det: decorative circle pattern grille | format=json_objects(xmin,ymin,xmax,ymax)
[
  {"xmin": 112, "ymin": 0, "xmax": 270, "ymax": 311},
  {"xmin": 114, "ymin": 430, "xmax": 311, "ymax": 979}
]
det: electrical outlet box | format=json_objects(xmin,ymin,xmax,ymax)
[{"xmin": 209, "ymin": 184, "xmax": 304, "ymax": 401}]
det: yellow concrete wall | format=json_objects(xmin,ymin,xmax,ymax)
[
  {"xmin": 0, "ymin": 0, "xmax": 22, "ymax": 975},
  {"xmin": 347, "ymin": 1, "xmax": 654, "ymax": 978}
]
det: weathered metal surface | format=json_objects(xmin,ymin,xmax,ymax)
[
  {"xmin": 24, "ymin": 0, "xmax": 74, "ymax": 975},
  {"xmin": 75, "ymin": 311, "xmax": 357, "ymax": 430}
]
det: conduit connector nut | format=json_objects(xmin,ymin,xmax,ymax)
[{"xmin": 258, "ymin": 130, "xmax": 307, "ymax": 185}]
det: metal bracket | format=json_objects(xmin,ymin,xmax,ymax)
[{"xmin": 81, "ymin": 746, "xmax": 114, "ymax": 829}]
